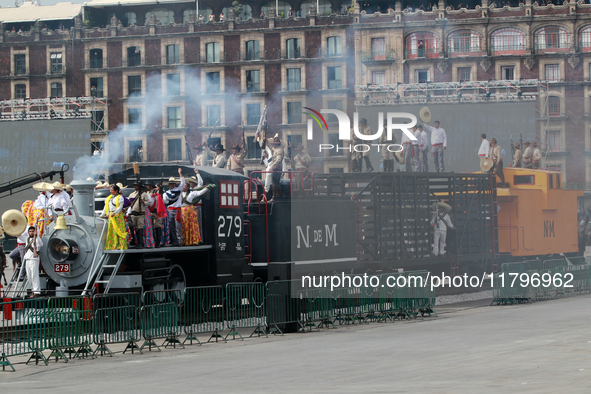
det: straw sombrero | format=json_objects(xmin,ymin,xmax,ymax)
[
  {"xmin": 33, "ymin": 182, "xmax": 53, "ymax": 192},
  {"xmin": 51, "ymin": 181, "xmax": 66, "ymax": 190},
  {"xmin": 480, "ymin": 157, "xmax": 494, "ymax": 172},
  {"xmin": 432, "ymin": 201, "xmax": 452, "ymax": 212}
]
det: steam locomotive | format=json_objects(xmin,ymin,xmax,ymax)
[{"xmin": 4, "ymin": 163, "xmax": 583, "ymax": 296}]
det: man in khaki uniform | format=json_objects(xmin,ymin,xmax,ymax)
[
  {"xmin": 379, "ymin": 119, "xmax": 396, "ymax": 172},
  {"xmin": 292, "ymin": 144, "xmax": 312, "ymax": 194},
  {"xmin": 208, "ymin": 143, "xmax": 227, "ymax": 168},
  {"xmin": 269, "ymin": 136, "xmax": 286, "ymax": 201},
  {"xmin": 193, "ymin": 143, "xmax": 209, "ymax": 167},
  {"xmin": 522, "ymin": 140, "xmax": 533, "ymax": 169},
  {"xmin": 489, "ymin": 138, "xmax": 505, "ymax": 186},
  {"xmin": 127, "ymin": 181, "xmax": 152, "ymax": 248},
  {"xmin": 226, "ymin": 137, "xmax": 248, "ymax": 174},
  {"xmin": 532, "ymin": 141, "xmax": 542, "ymax": 169},
  {"xmin": 512, "ymin": 143, "xmax": 523, "ymax": 168}
]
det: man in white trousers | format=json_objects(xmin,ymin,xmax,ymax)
[
  {"xmin": 431, "ymin": 204, "xmax": 455, "ymax": 256},
  {"xmin": 23, "ymin": 226, "xmax": 43, "ymax": 298}
]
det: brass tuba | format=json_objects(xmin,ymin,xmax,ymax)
[{"xmin": 1, "ymin": 209, "xmax": 28, "ymax": 236}]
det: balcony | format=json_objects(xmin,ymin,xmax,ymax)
[
  {"xmin": 491, "ymin": 44, "xmax": 526, "ymax": 56},
  {"xmin": 534, "ymin": 42, "xmax": 569, "ymax": 54},
  {"xmin": 360, "ymin": 50, "xmax": 395, "ymax": 63},
  {"xmin": 404, "ymin": 48, "xmax": 439, "ymax": 60},
  {"xmin": 448, "ymin": 46, "xmax": 481, "ymax": 57}
]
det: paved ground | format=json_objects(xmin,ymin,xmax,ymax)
[{"xmin": 1, "ymin": 294, "xmax": 590, "ymax": 393}]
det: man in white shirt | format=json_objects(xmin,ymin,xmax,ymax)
[
  {"xmin": 424, "ymin": 120, "xmax": 448, "ymax": 172},
  {"xmin": 23, "ymin": 226, "xmax": 43, "ymax": 297},
  {"xmin": 478, "ymin": 133, "xmax": 490, "ymax": 170},
  {"xmin": 48, "ymin": 182, "xmax": 71, "ymax": 215},
  {"xmin": 401, "ymin": 125, "xmax": 415, "ymax": 172},
  {"xmin": 419, "ymin": 125, "xmax": 429, "ymax": 172},
  {"xmin": 431, "ymin": 205, "xmax": 455, "ymax": 256},
  {"xmin": 163, "ymin": 168, "xmax": 185, "ymax": 246}
]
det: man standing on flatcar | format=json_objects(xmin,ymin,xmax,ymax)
[
  {"xmin": 424, "ymin": 120, "xmax": 447, "ymax": 172},
  {"xmin": 163, "ymin": 168, "xmax": 185, "ymax": 246},
  {"xmin": 291, "ymin": 143, "xmax": 312, "ymax": 194},
  {"xmin": 478, "ymin": 134, "xmax": 490, "ymax": 166},
  {"xmin": 522, "ymin": 141, "xmax": 533, "ymax": 168},
  {"xmin": 401, "ymin": 125, "xmax": 415, "ymax": 172},
  {"xmin": 269, "ymin": 136, "xmax": 286, "ymax": 202},
  {"xmin": 147, "ymin": 183, "xmax": 165, "ymax": 248},
  {"xmin": 513, "ymin": 143, "xmax": 523, "ymax": 168},
  {"xmin": 208, "ymin": 143, "xmax": 227, "ymax": 168},
  {"xmin": 489, "ymin": 138, "xmax": 505, "ymax": 186},
  {"xmin": 379, "ymin": 119, "xmax": 396, "ymax": 172},
  {"xmin": 532, "ymin": 141, "xmax": 542, "ymax": 169},
  {"xmin": 127, "ymin": 181, "xmax": 151, "ymax": 249}
]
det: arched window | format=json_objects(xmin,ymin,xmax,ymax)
[
  {"xmin": 447, "ymin": 30, "xmax": 481, "ymax": 56},
  {"xmin": 579, "ymin": 26, "xmax": 591, "ymax": 52},
  {"xmin": 405, "ymin": 32, "xmax": 439, "ymax": 59},
  {"xmin": 491, "ymin": 28, "xmax": 526, "ymax": 55},
  {"xmin": 534, "ymin": 26, "xmax": 569, "ymax": 54},
  {"xmin": 147, "ymin": 9, "xmax": 174, "ymax": 24},
  {"xmin": 125, "ymin": 12, "xmax": 137, "ymax": 26}
]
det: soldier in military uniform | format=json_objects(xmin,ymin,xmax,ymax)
[
  {"xmin": 379, "ymin": 119, "xmax": 396, "ymax": 172},
  {"xmin": 291, "ymin": 143, "xmax": 312, "ymax": 194},
  {"xmin": 269, "ymin": 136, "xmax": 286, "ymax": 202},
  {"xmin": 127, "ymin": 181, "xmax": 152, "ymax": 248},
  {"xmin": 226, "ymin": 137, "xmax": 248, "ymax": 174},
  {"xmin": 522, "ymin": 140, "xmax": 533, "ymax": 168},
  {"xmin": 532, "ymin": 141, "xmax": 542, "ymax": 169},
  {"xmin": 489, "ymin": 138, "xmax": 505, "ymax": 186},
  {"xmin": 512, "ymin": 143, "xmax": 522, "ymax": 168},
  {"xmin": 193, "ymin": 143, "xmax": 209, "ymax": 167},
  {"xmin": 208, "ymin": 143, "xmax": 227, "ymax": 168}
]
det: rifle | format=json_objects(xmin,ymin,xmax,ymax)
[
  {"xmin": 520, "ymin": 133, "xmax": 523, "ymax": 158},
  {"xmin": 206, "ymin": 118, "xmax": 220, "ymax": 148},
  {"xmin": 510, "ymin": 136, "xmax": 515, "ymax": 167},
  {"xmin": 256, "ymin": 106, "xmax": 268, "ymax": 165},
  {"xmin": 185, "ymin": 138, "xmax": 194, "ymax": 165}
]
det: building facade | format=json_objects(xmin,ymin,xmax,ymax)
[{"xmin": 0, "ymin": 0, "xmax": 590, "ymax": 187}]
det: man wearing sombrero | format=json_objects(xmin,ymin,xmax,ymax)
[
  {"xmin": 512, "ymin": 142, "xmax": 522, "ymax": 168},
  {"xmin": 208, "ymin": 143, "xmax": 227, "ymax": 168},
  {"xmin": 126, "ymin": 181, "xmax": 151, "ymax": 248},
  {"xmin": 268, "ymin": 135, "xmax": 286, "ymax": 201},
  {"xmin": 431, "ymin": 202, "xmax": 455, "ymax": 256},
  {"xmin": 163, "ymin": 168, "xmax": 185, "ymax": 246},
  {"xmin": 522, "ymin": 140, "xmax": 533, "ymax": 168},
  {"xmin": 226, "ymin": 137, "xmax": 248, "ymax": 174},
  {"xmin": 193, "ymin": 143, "xmax": 209, "ymax": 167},
  {"xmin": 48, "ymin": 181, "xmax": 71, "ymax": 215},
  {"xmin": 291, "ymin": 143, "xmax": 311, "ymax": 194},
  {"xmin": 489, "ymin": 138, "xmax": 505, "ymax": 186}
]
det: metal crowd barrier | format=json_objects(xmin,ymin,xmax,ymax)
[
  {"xmin": 182, "ymin": 286, "xmax": 226, "ymax": 344},
  {"xmin": 0, "ymin": 298, "xmax": 47, "ymax": 371},
  {"xmin": 47, "ymin": 296, "xmax": 94, "ymax": 362},
  {"xmin": 225, "ymin": 282, "xmax": 267, "ymax": 340},
  {"xmin": 140, "ymin": 290, "xmax": 183, "ymax": 351},
  {"xmin": 92, "ymin": 293, "xmax": 142, "ymax": 356},
  {"xmin": 265, "ymin": 280, "xmax": 304, "ymax": 335}
]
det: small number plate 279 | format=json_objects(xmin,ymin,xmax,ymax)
[{"xmin": 55, "ymin": 264, "xmax": 70, "ymax": 273}]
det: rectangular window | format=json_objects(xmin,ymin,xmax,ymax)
[
  {"xmin": 246, "ymin": 136, "xmax": 262, "ymax": 159},
  {"xmin": 415, "ymin": 69, "xmax": 429, "ymax": 83},
  {"xmin": 546, "ymin": 130, "xmax": 561, "ymax": 151},
  {"xmin": 246, "ymin": 70, "xmax": 260, "ymax": 92},
  {"xmin": 206, "ymin": 72, "xmax": 220, "ymax": 93},
  {"xmin": 246, "ymin": 103, "xmax": 261, "ymax": 125},
  {"xmin": 372, "ymin": 71, "xmax": 385, "ymax": 85},
  {"xmin": 545, "ymin": 64, "xmax": 559, "ymax": 82},
  {"xmin": 128, "ymin": 75, "xmax": 142, "ymax": 96},
  {"xmin": 501, "ymin": 66, "xmax": 515, "ymax": 80},
  {"xmin": 371, "ymin": 38, "xmax": 385, "ymax": 60},
  {"xmin": 287, "ymin": 101, "xmax": 302, "ymax": 124},
  {"xmin": 219, "ymin": 181, "xmax": 240, "ymax": 208},
  {"xmin": 207, "ymin": 105, "xmax": 220, "ymax": 126},
  {"xmin": 129, "ymin": 140, "xmax": 143, "ymax": 162},
  {"xmin": 50, "ymin": 53, "xmax": 63, "ymax": 74},
  {"xmin": 458, "ymin": 67, "xmax": 471, "ymax": 82},
  {"xmin": 328, "ymin": 167, "xmax": 344, "ymax": 173},
  {"xmin": 91, "ymin": 110, "xmax": 104, "ymax": 131},
  {"xmin": 166, "ymin": 44, "xmax": 180, "ymax": 65},
  {"xmin": 327, "ymin": 36, "xmax": 342, "ymax": 56},
  {"xmin": 167, "ymin": 107, "xmax": 182, "ymax": 129},
  {"xmin": 166, "ymin": 73, "xmax": 181, "ymax": 96},
  {"xmin": 287, "ymin": 68, "xmax": 301, "ymax": 91},
  {"xmin": 327, "ymin": 66, "xmax": 342, "ymax": 89},
  {"xmin": 513, "ymin": 175, "xmax": 535, "ymax": 185},
  {"xmin": 286, "ymin": 38, "xmax": 301, "ymax": 59},
  {"xmin": 50, "ymin": 82, "xmax": 62, "ymax": 98},
  {"xmin": 327, "ymin": 100, "xmax": 342, "ymax": 123},
  {"xmin": 90, "ymin": 77, "xmax": 103, "ymax": 97},
  {"xmin": 206, "ymin": 42, "xmax": 220, "ymax": 63},
  {"xmin": 245, "ymin": 40, "xmax": 260, "ymax": 60},
  {"xmin": 15, "ymin": 84, "xmax": 26, "ymax": 99},
  {"xmin": 167, "ymin": 138, "xmax": 182, "ymax": 161},
  {"xmin": 548, "ymin": 96, "xmax": 560, "ymax": 116},
  {"xmin": 328, "ymin": 133, "xmax": 344, "ymax": 156},
  {"xmin": 127, "ymin": 46, "xmax": 142, "ymax": 67},
  {"xmin": 128, "ymin": 108, "xmax": 142, "ymax": 128},
  {"xmin": 14, "ymin": 54, "xmax": 26, "ymax": 75},
  {"xmin": 90, "ymin": 49, "xmax": 103, "ymax": 69}
]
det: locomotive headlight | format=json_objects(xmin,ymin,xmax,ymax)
[{"xmin": 48, "ymin": 238, "xmax": 80, "ymax": 262}]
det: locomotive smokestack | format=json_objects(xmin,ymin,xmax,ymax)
[{"xmin": 70, "ymin": 180, "xmax": 97, "ymax": 217}]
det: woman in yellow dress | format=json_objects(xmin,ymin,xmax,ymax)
[{"xmin": 101, "ymin": 185, "xmax": 128, "ymax": 250}]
